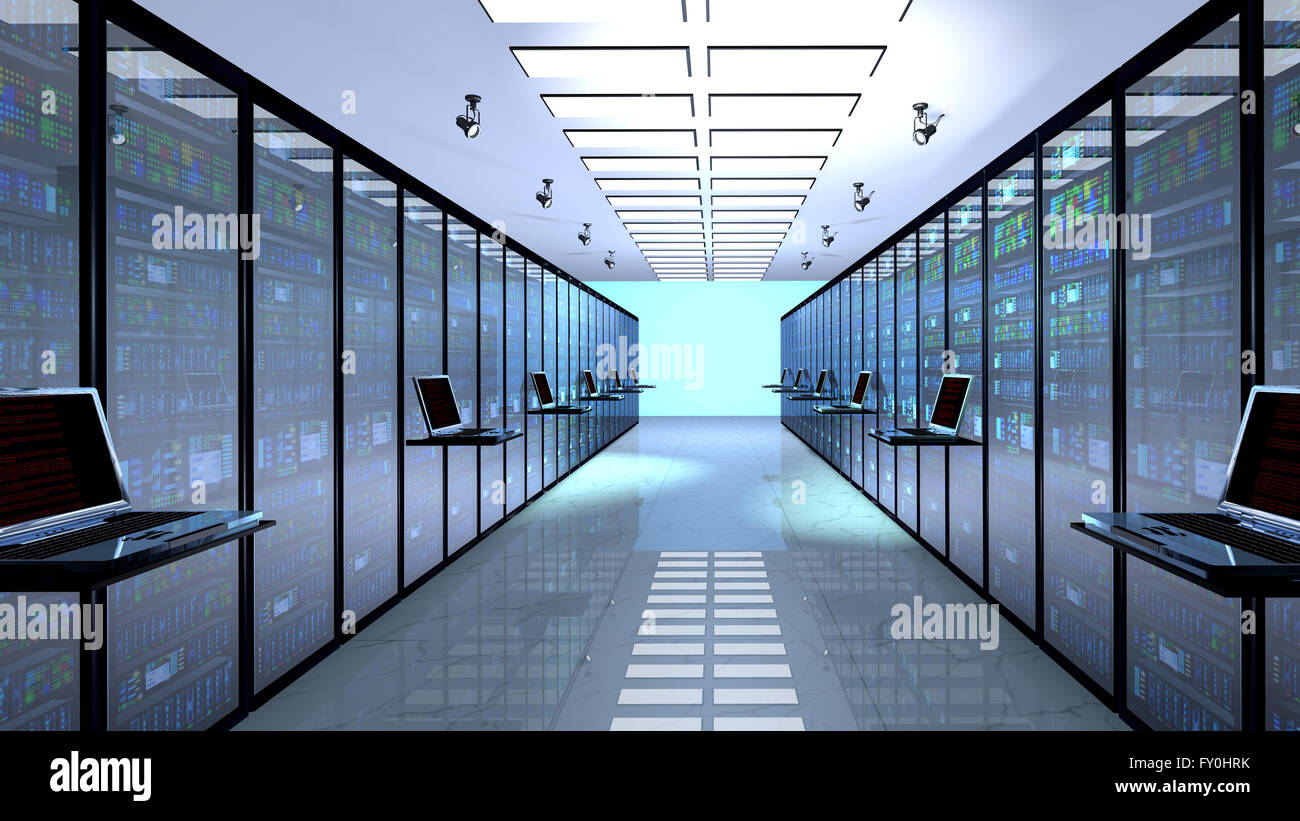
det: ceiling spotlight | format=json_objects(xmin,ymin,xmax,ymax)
[
  {"xmin": 578, "ymin": 223, "xmax": 592, "ymax": 246},
  {"xmin": 108, "ymin": 104, "xmax": 128, "ymax": 146},
  {"xmin": 913, "ymin": 102, "xmax": 944, "ymax": 146},
  {"xmin": 456, "ymin": 94, "xmax": 482, "ymax": 139},
  {"xmin": 604, "ymin": 251, "xmax": 616, "ymax": 269},
  {"xmin": 821, "ymin": 225, "xmax": 837, "ymax": 248},
  {"xmin": 536, "ymin": 178, "xmax": 554, "ymax": 209},
  {"xmin": 852, "ymin": 182, "xmax": 874, "ymax": 212},
  {"xmin": 800, "ymin": 251, "xmax": 814, "ymax": 270}
]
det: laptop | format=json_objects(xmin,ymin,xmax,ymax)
[
  {"xmin": 773, "ymin": 368, "xmax": 807, "ymax": 394},
  {"xmin": 531, "ymin": 372, "xmax": 587, "ymax": 414},
  {"xmin": 1081, "ymin": 385, "xmax": 1300, "ymax": 578},
  {"xmin": 607, "ymin": 372, "xmax": 644, "ymax": 394},
  {"xmin": 871, "ymin": 373, "xmax": 972, "ymax": 441},
  {"xmin": 788, "ymin": 369, "xmax": 831, "ymax": 400},
  {"xmin": 0, "ymin": 389, "xmax": 262, "ymax": 562},
  {"xmin": 763, "ymin": 368, "xmax": 790, "ymax": 389},
  {"xmin": 616, "ymin": 371, "xmax": 655, "ymax": 390},
  {"xmin": 412, "ymin": 375, "xmax": 500, "ymax": 436},
  {"xmin": 582, "ymin": 369, "xmax": 606, "ymax": 398},
  {"xmin": 815, "ymin": 371, "xmax": 872, "ymax": 413}
]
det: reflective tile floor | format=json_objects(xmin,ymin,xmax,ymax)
[{"xmin": 238, "ymin": 416, "xmax": 1127, "ymax": 731}]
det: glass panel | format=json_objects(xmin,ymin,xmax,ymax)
[
  {"xmin": 567, "ymin": 281, "xmax": 579, "ymax": 466},
  {"xmin": 864, "ymin": 260, "xmax": 878, "ymax": 498},
  {"xmin": 106, "ymin": 24, "xmax": 239, "ymax": 510},
  {"xmin": 1265, "ymin": 597, "xmax": 1300, "ymax": 730},
  {"xmin": 987, "ymin": 153, "xmax": 1037, "ymax": 628},
  {"xmin": 0, "ymin": 1, "xmax": 78, "ymax": 387},
  {"xmin": 557, "ymin": 277, "xmax": 569, "ymax": 474},
  {"xmin": 480, "ymin": 233, "xmax": 503, "ymax": 531},
  {"xmin": 878, "ymin": 248, "xmax": 896, "ymax": 512},
  {"xmin": 1042, "ymin": 102, "xmax": 1115, "ymax": 694},
  {"xmin": 851, "ymin": 272, "xmax": 863, "ymax": 485},
  {"xmin": 341, "ymin": 158, "xmax": 398, "ymax": 620},
  {"xmin": 1268, "ymin": 2, "xmax": 1300, "ymax": 386},
  {"xmin": 251, "ymin": 105, "xmax": 334, "ymax": 689},
  {"xmin": 0, "ymin": 591, "xmax": 79, "ymax": 729},
  {"xmin": 506, "ymin": 250, "xmax": 525, "ymax": 512},
  {"xmin": 447, "ymin": 218, "xmax": 477, "ymax": 551},
  {"xmin": 920, "ymin": 214, "xmax": 947, "ymax": 550},
  {"xmin": 526, "ymin": 259, "xmax": 542, "ymax": 497},
  {"xmin": 578, "ymin": 287, "xmax": 589, "ymax": 461},
  {"xmin": 897, "ymin": 234, "xmax": 919, "ymax": 531},
  {"xmin": 543, "ymin": 268, "xmax": 556, "ymax": 485},
  {"xmin": 403, "ymin": 196, "xmax": 443, "ymax": 583},
  {"xmin": 948, "ymin": 191, "xmax": 985, "ymax": 584},
  {"xmin": 1125, "ymin": 19, "xmax": 1240, "ymax": 513}
]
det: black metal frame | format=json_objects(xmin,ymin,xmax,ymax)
[
  {"xmin": 779, "ymin": 0, "xmax": 1269, "ymax": 731},
  {"xmin": 64, "ymin": 0, "xmax": 639, "ymax": 726}
]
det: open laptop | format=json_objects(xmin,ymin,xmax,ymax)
[
  {"xmin": 616, "ymin": 371, "xmax": 655, "ymax": 390},
  {"xmin": 0, "ymin": 389, "xmax": 262, "ymax": 561},
  {"xmin": 815, "ymin": 371, "xmax": 872, "ymax": 413},
  {"xmin": 1081, "ymin": 385, "xmax": 1300, "ymax": 578},
  {"xmin": 412, "ymin": 375, "xmax": 500, "ymax": 436},
  {"xmin": 787, "ymin": 369, "xmax": 831, "ymax": 400},
  {"xmin": 763, "ymin": 368, "xmax": 790, "ymax": 389},
  {"xmin": 582, "ymin": 369, "xmax": 607, "ymax": 398},
  {"xmin": 772, "ymin": 368, "xmax": 807, "ymax": 394},
  {"xmin": 607, "ymin": 372, "xmax": 644, "ymax": 394},
  {"xmin": 871, "ymin": 373, "xmax": 972, "ymax": 441},
  {"xmin": 531, "ymin": 372, "xmax": 587, "ymax": 414}
]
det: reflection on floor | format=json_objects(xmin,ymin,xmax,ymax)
[{"xmin": 237, "ymin": 416, "xmax": 1127, "ymax": 731}]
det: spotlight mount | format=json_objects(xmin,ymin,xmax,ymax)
[
  {"xmin": 536, "ymin": 178, "xmax": 554, "ymax": 209},
  {"xmin": 456, "ymin": 94, "xmax": 482, "ymax": 139},
  {"xmin": 578, "ymin": 223, "xmax": 592, "ymax": 246},
  {"xmin": 821, "ymin": 225, "xmax": 837, "ymax": 248},
  {"xmin": 852, "ymin": 182, "xmax": 874, "ymax": 212},
  {"xmin": 108, "ymin": 104, "xmax": 129, "ymax": 146},
  {"xmin": 800, "ymin": 251, "xmax": 813, "ymax": 270},
  {"xmin": 604, "ymin": 250, "xmax": 616, "ymax": 269},
  {"xmin": 913, "ymin": 102, "xmax": 944, "ymax": 146}
]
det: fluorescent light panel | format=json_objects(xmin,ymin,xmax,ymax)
[
  {"xmin": 642, "ymin": 250, "xmax": 705, "ymax": 257},
  {"xmin": 609, "ymin": 195, "xmax": 702, "ymax": 206},
  {"xmin": 623, "ymin": 222, "xmax": 704, "ymax": 232},
  {"xmin": 617, "ymin": 209, "xmax": 703, "ymax": 220},
  {"xmin": 637, "ymin": 241, "xmax": 705, "ymax": 249},
  {"xmin": 513, "ymin": 47, "xmax": 690, "ymax": 79},
  {"xmin": 711, "ymin": 178, "xmax": 815, "ymax": 191},
  {"xmin": 708, "ymin": 222, "xmax": 792, "ymax": 231},
  {"xmin": 708, "ymin": 94, "xmax": 859, "ymax": 120},
  {"xmin": 710, "ymin": 129, "xmax": 839, "ymax": 151},
  {"xmin": 712, "ymin": 195, "xmax": 805, "ymax": 206},
  {"xmin": 711, "ymin": 209, "xmax": 798, "ymax": 221},
  {"xmin": 711, "ymin": 156, "xmax": 827, "ymax": 172},
  {"xmin": 567, "ymin": 130, "xmax": 696, "ymax": 148},
  {"xmin": 708, "ymin": 46, "xmax": 885, "ymax": 83},
  {"xmin": 542, "ymin": 94, "xmax": 693, "ymax": 119},
  {"xmin": 714, "ymin": 242, "xmax": 781, "ymax": 250},
  {"xmin": 712, "ymin": 232, "xmax": 786, "ymax": 241},
  {"xmin": 585, "ymin": 156, "xmax": 699, "ymax": 172},
  {"xmin": 480, "ymin": 0, "xmax": 685, "ymax": 23},
  {"xmin": 630, "ymin": 232, "xmax": 704, "ymax": 240},
  {"xmin": 596, "ymin": 178, "xmax": 699, "ymax": 191}
]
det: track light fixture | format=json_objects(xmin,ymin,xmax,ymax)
[
  {"xmin": 604, "ymin": 251, "xmax": 616, "ymax": 269},
  {"xmin": 800, "ymin": 251, "xmax": 813, "ymax": 270},
  {"xmin": 536, "ymin": 178, "xmax": 554, "ymax": 209},
  {"xmin": 852, "ymin": 182, "xmax": 874, "ymax": 212},
  {"xmin": 821, "ymin": 225, "xmax": 837, "ymax": 248},
  {"xmin": 578, "ymin": 223, "xmax": 592, "ymax": 246},
  {"xmin": 108, "ymin": 104, "xmax": 129, "ymax": 146},
  {"xmin": 456, "ymin": 94, "xmax": 482, "ymax": 139},
  {"xmin": 913, "ymin": 102, "xmax": 944, "ymax": 146}
]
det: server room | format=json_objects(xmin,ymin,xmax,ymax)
[{"xmin": 0, "ymin": 0, "xmax": 1296, "ymax": 800}]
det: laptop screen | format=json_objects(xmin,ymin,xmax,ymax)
[
  {"xmin": 779, "ymin": 368, "xmax": 788, "ymax": 385},
  {"xmin": 851, "ymin": 371, "xmax": 871, "ymax": 406},
  {"xmin": 414, "ymin": 376, "xmax": 461, "ymax": 433},
  {"xmin": 1223, "ymin": 389, "xmax": 1300, "ymax": 522},
  {"xmin": 814, "ymin": 370, "xmax": 828, "ymax": 394},
  {"xmin": 0, "ymin": 391, "xmax": 127, "ymax": 531},
  {"xmin": 531, "ymin": 372, "xmax": 554, "ymax": 406},
  {"xmin": 929, "ymin": 375, "xmax": 972, "ymax": 431},
  {"xmin": 583, "ymin": 370, "xmax": 598, "ymax": 395},
  {"xmin": 793, "ymin": 368, "xmax": 805, "ymax": 388}
]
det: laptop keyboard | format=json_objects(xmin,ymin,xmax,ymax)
[
  {"xmin": 1147, "ymin": 513, "xmax": 1300, "ymax": 565},
  {"xmin": 0, "ymin": 511, "xmax": 199, "ymax": 560}
]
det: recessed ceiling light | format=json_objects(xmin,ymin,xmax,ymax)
[
  {"xmin": 596, "ymin": 178, "xmax": 700, "ymax": 191},
  {"xmin": 707, "ymin": 46, "xmax": 885, "ymax": 83},
  {"xmin": 543, "ymin": 94, "xmax": 693, "ymax": 119},
  {"xmin": 623, "ymin": 222, "xmax": 705, "ymax": 232},
  {"xmin": 714, "ymin": 242, "xmax": 781, "ymax": 250},
  {"xmin": 585, "ymin": 156, "xmax": 699, "ymax": 172},
  {"xmin": 616, "ymin": 209, "xmax": 704, "ymax": 220},
  {"xmin": 708, "ymin": 93, "xmax": 860, "ymax": 121},
  {"xmin": 609, "ymin": 195, "xmax": 702, "ymax": 207},
  {"xmin": 512, "ymin": 47, "xmax": 691, "ymax": 79},
  {"xmin": 711, "ymin": 209, "xmax": 799, "ymax": 221},
  {"xmin": 566, "ymin": 130, "xmax": 696, "ymax": 149},
  {"xmin": 710, "ymin": 129, "xmax": 840, "ymax": 152},
  {"xmin": 480, "ymin": 0, "xmax": 685, "ymax": 23},
  {"xmin": 637, "ymin": 241, "xmax": 706, "ymax": 249},
  {"xmin": 712, "ymin": 232, "xmax": 786, "ymax": 241},
  {"xmin": 630, "ymin": 232, "xmax": 705, "ymax": 241},
  {"xmin": 708, "ymin": 222, "xmax": 792, "ymax": 231},
  {"xmin": 712, "ymin": 195, "xmax": 805, "ymax": 207},
  {"xmin": 711, "ymin": 156, "xmax": 827, "ymax": 172},
  {"xmin": 712, "ymin": 254, "xmax": 775, "ymax": 261},
  {"xmin": 711, "ymin": 178, "xmax": 815, "ymax": 191},
  {"xmin": 642, "ymin": 250, "xmax": 706, "ymax": 258}
]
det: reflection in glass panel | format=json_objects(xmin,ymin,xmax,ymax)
[
  {"xmin": 341, "ymin": 158, "xmax": 398, "ymax": 620},
  {"xmin": 480, "ymin": 234, "xmax": 503, "ymax": 531},
  {"xmin": 543, "ymin": 268, "xmax": 556, "ymax": 485},
  {"xmin": 0, "ymin": 591, "xmax": 79, "ymax": 729},
  {"xmin": 0, "ymin": 1, "xmax": 78, "ymax": 387},
  {"xmin": 1265, "ymin": 597, "xmax": 1300, "ymax": 730},
  {"xmin": 878, "ymin": 248, "xmax": 896, "ymax": 512},
  {"xmin": 447, "ymin": 218, "xmax": 477, "ymax": 551},
  {"xmin": 567, "ymin": 281, "xmax": 579, "ymax": 467},
  {"xmin": 404, "ymin": 196, "xmax": 443, "ymax": 583},
  {"xmin": 557, "ymin": 277, "xmax": 569, "ymax": 475},
  {"xmin": 526, "ymin": 260, "xmax": 542, "ymax": 497},
  {"xmin": 1268, "ymin": 2, "xmax": 1300, "ymax": 388},
  {"xmin": 987, "ymin": 154, "xmax": 1036, "ymax": 628},
  {"xmin": 578, "ymin": 287, "xmax": 590, "ymax": 461},
  {"xmin": 1125, "ymin": 20, "xmax": 1240, "ymax": 513},
  {"xmin": 1042, "ymin": 102, "xmax": 1114, "ymax": 694},
  {"xmin": 506, "ymin": 250, "xmax": 526, "ymax": 512},
  {"xmin": 864, "ymin": 260, "xmax": 878, "ymax": 499},
  {"xmin": 107, "ymin": 25, "xmax": 239, "ymax": 511},
  {"xmin": 251, "ymin": 106, "xmax": 334, "ymax": 689},
  {"xmin": 851, "ymin": 270, "xmax": 864, "ymax": 485},
  {"xmin": 897, "ymin": 235, "xmax": 919, "ymax": 531},
  {"xmin": 948, "ymin": 192, "xmax": 984, "ymax": 585},
  {"xmin": 920, "ymin": 215, "xmax": 947, "ymax": 551}
]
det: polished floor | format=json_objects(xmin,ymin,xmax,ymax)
[{"xmin": 238, "ymin": 416, "xmax": 1127, "ymax": 731}]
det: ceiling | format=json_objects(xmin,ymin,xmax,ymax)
[{"xmin": 137, "ymin": 0, "xmax": 1206, "ymax": 282}]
